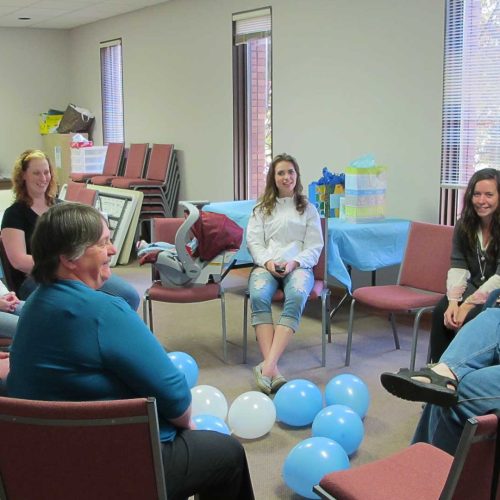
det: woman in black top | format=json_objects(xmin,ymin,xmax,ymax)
[{"xmin": 429, "ymin": 168, "xmax": 500, "ymax": 361}]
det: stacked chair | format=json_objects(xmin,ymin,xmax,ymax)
[{"xmin": 70, "ymin": 142, "xmax": 124, "ymax": 184}]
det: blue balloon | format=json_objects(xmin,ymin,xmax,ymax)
[
  {"xmin": 312, "ymin": 404, "xmax": 364, "ymax": 456},
  {"xmin": 168, "ymin": 351, "xmax": 199, "ymax": 388},
  {"xmin": 274, "ymin": 379, "xmax": 323, "ymax": 427},
  {"xmin": 192, "ymin": 414, "xmax": 231, "ymax": 435},
  {"xmin": 325, "ymin": 374, "xmax": 370, "ymax": 418},
  {"xmin": 282, "ymin": 437, "xmax": 350, "ymax": 498}
]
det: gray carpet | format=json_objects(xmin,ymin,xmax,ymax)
[{"xmin": 115, "ymin": 263, "xmax": 428, "ymax": 499}]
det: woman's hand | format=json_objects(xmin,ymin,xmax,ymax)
[
  {"xmin": 444, "ymin": 300, "xmax": 474, "ymax": 330},
  {"xmin": 265, "ymin": 260, "xmax": 284, "ymax": 277},
  {"xmin": 0, "ymin": 292, "xmax": 19, "ymax": 313}
]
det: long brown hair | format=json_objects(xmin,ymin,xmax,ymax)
[
  {"xmin": 254, "ymin": 153, "xmax": 307, "ymax": 216},
  {"xmin": 460, "ymin": 167, "xmax": 500, "ymax": 257},
  {"xmin": 12, "ymin": 149, "xmax": 57, "ymax": 206}
]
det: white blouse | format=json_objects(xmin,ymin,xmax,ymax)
[{"xmin": 246, "ymin": 197, "xmax": 323, "ymax": 269}]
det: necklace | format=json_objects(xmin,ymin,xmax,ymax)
[{"xmin": 476, "ymin": 242, "xmax": 487, "ymax": 281}]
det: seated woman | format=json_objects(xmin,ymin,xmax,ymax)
[
  {"xmin": 7, "ymin": 203, "xmax": 254, "ymax": 500},
  {"xmin": 1, "ymin": 149, "xmax": 140, "ymax": 310},
  {"xmin": 381, "ymin": 307, "xmax": 500, "ymax": 455},
  {"xmin": 246, "ymin": 153, "xmax": 323, "ymax": 394},
  {"xmin": 429, "ymin": 168, "xmax": 500, "ymax": 362},
  {"xmin": 0, "ymin": 279, "xmax": 23, "ymax": 339}
]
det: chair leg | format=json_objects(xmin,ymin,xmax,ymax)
[
  {"xmin": 389, "ymin": 313, "xmax": 401, "ymax": 350},
  {"xmin": 242, "ymin": 291, "xmax": 249, "ymax": 364},
  {"xmin": 220, "ymin": 290, "xmax": 227, "ymax": 363},
  {"xmin": 148, "ymin": 296, "xmax": 154, "ymax": 333},
  {"xmin": 410, "ymin": 307, "xmax": 432, "ymax": 371},
  {"xmin": 346, "ymin": 298, "xmax": 357, "ymax": 366},
  {"xmin": 321, "ymin": 289, "xmax": 331, "ymax": 367}
]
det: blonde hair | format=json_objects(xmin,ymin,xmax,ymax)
[{"xmin": 12, "ymin": 149, "xmax": 57, "ymax": 206}]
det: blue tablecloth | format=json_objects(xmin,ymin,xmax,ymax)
[{"xmin": 203, "ymin": 201, "xmax": 410, "ymax": 291}]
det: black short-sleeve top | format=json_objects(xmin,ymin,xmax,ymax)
[{"xmin": 1, "ymin": 201, "xmax": 38, "ymax": 253}]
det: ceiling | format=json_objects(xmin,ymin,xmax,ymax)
[{"xmin": 0, "ymin": 0, "xmax": 170, "ymax": 29}]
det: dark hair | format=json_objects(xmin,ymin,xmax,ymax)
[
  {"xmin": 12, "ymin": 149, "xmax": 57, "ymax": 206},
  {"xmin": 31, "ymin": 203, "xmax": 105, "ymax": 284},
  {"xmin": 254, "ymin": 153, "xmax": 307, "ymax": 216},
  {"xmin": 460, "ymin": 167, "xmax": 500, "ymax": 257}
]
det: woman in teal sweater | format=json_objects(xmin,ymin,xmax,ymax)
[{"xmin": 7, "ymin": 202, "xmax": 254, "ymax": 500}]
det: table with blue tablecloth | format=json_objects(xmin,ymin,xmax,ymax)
[{"xmin": 203, "ymin": 200, "xmax": 410, "ymax": 292}]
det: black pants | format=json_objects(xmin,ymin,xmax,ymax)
[
  {"xmin": 161, "ymin": 429, "xmax": 255, "ymax": 500},
  {"xmin": 429, "ymin": 295, "xmax": 483, "ymax": 362}
]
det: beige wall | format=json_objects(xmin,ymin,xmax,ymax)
[
  {"xmin": 0, "ymin": 0, "xmax": 445, "ymax": 221},
  {"xmin": 0, "ymin": 28, "xmax": 70, "ymax": 176}
]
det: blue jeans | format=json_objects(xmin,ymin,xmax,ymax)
[
  {"xmin": 412, "ymin": 308, "xmax": 500, "ymax": 454},
  {"xmin": 248, "ymin": 267, "xmax": 314, "ymax": 332}
]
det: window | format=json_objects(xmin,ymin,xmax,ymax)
[
  {"xmin": 440, "ymin": 0, "xmax": 500, "ymax": 222},
  {"xmin": 100, "ymin": 39, "xmax": 124, "ymax": 145},
  {"xmin": 233, "ymin": 8, "xmax": 272, "ymax": 200}
]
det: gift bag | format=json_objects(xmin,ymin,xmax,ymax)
[
  {"xmin": 344, "ymin": 155, "xmax": 386, "ymax": 223},
  {"xmin": 308, "ymin": 167, "xmax": 345, "ymax": 218},
  {"xmin": 57, "ymin": 104, "xmax": 95, "ymax": 134}
]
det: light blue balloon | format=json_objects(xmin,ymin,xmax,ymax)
[
  {"xmin": 282, "ymin": 437, "xmax": 350, "ymax": 499},
  {"xmin": 192, "ymin": 414, "xmax": 231, "ymax": 435},
  {"xmin": 325, "ymin": 374, "xmax": 370, "ymax": 418},
  {"xmin": 168, "ymin": 351, "xmax": 199, "ymax": 388},
  {"xmin": 274, "ymin": 379, "xmax": 323, "ymax": 427},
  {"xmin": 312, "ymin": 404, "xmax": 364, "ymax": 455}
]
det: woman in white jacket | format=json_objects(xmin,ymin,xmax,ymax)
[{"xmin": 246, "ymin": 153, "xmax": 323, "ymax": 394}]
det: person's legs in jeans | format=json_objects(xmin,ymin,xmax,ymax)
[
  {"xmin": 161, "ymin": 429, "xmax": 254, "ymax": 500},
  {"xmin": 412, "ymin": 365, "xmax": 500, "ymax": 454}
]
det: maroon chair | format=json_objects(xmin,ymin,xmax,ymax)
[
  {"xmin": 99, "ymin": 142, "xmax": 149, "ymax": 188},
  {"xmin": 64, "ymin": 182, "xmax": 98, "ymax": 206},
  {"xmin": 142, "ymin": 217, "xmax": 232, "ymax": 362},
  {"xmin": 346, "ymin": 221, "xmax": 454, "ymax": 369},
  {"xmin": 314, "ymin": 412, "xmax": 500, "ymax": 500},
  {"xmin": 70, "ymin": 142, "xmax": 124, "ymax": 183},
  {"xmin": 91, "ymin": 143, "xmax": 148, "ymax": 186},
  {"xmin": 0, "ymin": 396, "xmax": 167, "ymax": 500}
]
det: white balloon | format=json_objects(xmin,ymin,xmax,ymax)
[
  {"xmin": 191, "ymin": 385, "xmax": 228, "ymax": 420},
  {"xmin": 228, "ymin": 391, "xmax": 276, "ymax": 439}
]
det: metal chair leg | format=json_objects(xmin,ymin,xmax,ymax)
[
  {"xmin": 321, "ymin": 289, "xmax": 331, "ymax": 367},
  {"xmin": 242, "ymin": 291, "xmax": 249, "ymax": 364},
  {"xmin": 389, "ymin": 313, "xmax": 401, "ymax": 349},
  {"xmin": 220, "ymin": 290, "xmax": 227, "ymax": 363},
  {"xmin": 410, "ymin": 307, "xmax": 433, "ymax": 371},
  {"xmin": 346, "ymin": 298, "xmax": 356, "ymax": 366}
]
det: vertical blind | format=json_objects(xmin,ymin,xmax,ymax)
[
  {"xmin": 440, "ymin": 0, "xmax": 500, "ymax": 188},
  {"xmin": 100, "ymin": 39, "xmax": 124, "ymax": 145}
]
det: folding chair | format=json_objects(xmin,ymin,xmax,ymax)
[
  {"xmin": 70, "ymin": 142, "xmax": 124, "ymax": 183},
  {"xmin": 346, "ymin": 221, "xmax": 454, "ymax": 370},
  {"xmin": 91, "ymin": 143, "xmax": 149, "ymax": 186},
  {"xmin": 0, "ymin": 396, "xmax": 167, "ymax": 500},
  {"xmin": 64, "ymin": 181, "xmax": 98, "ymax": 206},
  {"xmin": 314, "ymin": 412, "xmax": 500, "ymax": 500}
]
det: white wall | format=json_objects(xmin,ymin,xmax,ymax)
[
  {"xmin": 0, "ymin": 0, "xmax": 445, "ymax": 222},
  {"xmin": 0, "ymin": 28, "xmax": 70, "ymax": 175}
]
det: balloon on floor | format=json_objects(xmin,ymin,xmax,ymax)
[
  {"xmin": 312, "ymin": 404, "xmax": 364, "ymax": 455},
  {"xmin": 190, "ymin": 385, "xmax": 228, "ymax": 420},
  {"xmin": 282, "ymin": 437, "xmax": 350, "ymax": 499},
  {"xmin": 192, "ymin": 414, "xmax": 231, "ymax": 435},
  {"xmin": 274, "ymin": 379, "xmax": 323, "ymax": 427},
  {"xmin": 228, "ymin": 391, "xmax": 276, "ymax": 439},
  {"xmin": 167, "ymin": 351, "xmax": 199, "ymax": 388},
  {"xmin": 324, "ymin": 373, "xmax": 370, "ymax": 418}
]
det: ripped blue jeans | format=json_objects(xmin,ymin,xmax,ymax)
[{"xmin": 248, "ymin": 266, "xmax": 315, "ymax": 332}]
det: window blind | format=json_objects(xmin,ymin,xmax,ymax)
[
  {"xmin": 233, "ymin": 8, "xmax": 271, "ymax": 45},
  {"xmin": 100, "ymin": 39, "xmax": 124, "ymax": 145},
  {"xmin": 440, "ymin": 0, "xmax": 500, "ymax": 188}
]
